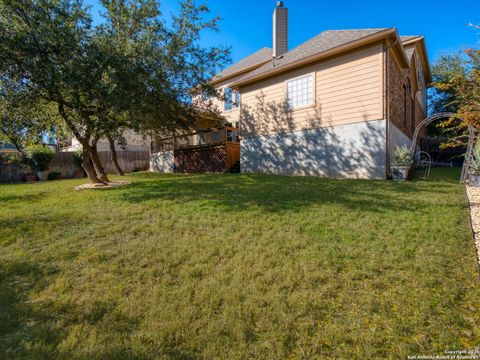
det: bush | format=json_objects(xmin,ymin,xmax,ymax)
[
  {"xmin": 25, "ymin": 145, "xmax": 56, "ymax": 171},
  {"xmin": 391, "ymin": 145, "xmax": 412, "ymax": 167},
  {"xmin": 48, "ymin": 171, "xmax": 61, "ymax": 180}
]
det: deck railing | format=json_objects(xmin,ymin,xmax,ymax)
[{"xmin": 153, "ymin": 127, "xmax": 240, "ymax": 152}]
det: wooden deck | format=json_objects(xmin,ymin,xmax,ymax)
[{"xmin": 153, "ymin": 127, "xmax": 241, "ymax": 173}]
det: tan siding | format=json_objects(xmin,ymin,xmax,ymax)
[{"xmin": 239, "ymin": 42, "xmax": 384, "ymax": 137}]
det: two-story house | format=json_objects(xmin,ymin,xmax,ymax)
[{"xmin": 206, "ymin": 1, "xmax": 430, "ymax": 179}]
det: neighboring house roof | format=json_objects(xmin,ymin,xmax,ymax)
[
  {"xmin": 211, "ymin": 47, "xmax": 272, "ymax": 85},
  {"xmin": 0, "ymin": 142, "xmax": 19, "ymax": 153},
  {"xmin": 230, "ymin": 28, "xmax": 410, "ymax": 87}
]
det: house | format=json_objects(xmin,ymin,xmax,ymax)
[
  {"xmin": 61, "ymin": 131, "xmax": 150, "ymax": 153},
  {"xmin": 205, "ymin": 1, "xmax": 431, "ymax": 179},
  {"xmin": 0, "ymin": 141, "xmax": 19, "ymax": 153}
]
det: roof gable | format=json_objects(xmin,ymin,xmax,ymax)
[{"xmin": 400, "ymin": 36, "xmax": 431, "ymax": 84}]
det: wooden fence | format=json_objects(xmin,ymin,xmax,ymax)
[
  {"xmin": 0, "ymin": 150, "xmax": 150, "ymax": 184},
  {"xmin": 0, "ymin": 162, "xmax": 24, "ymax": 184},
  {"xmin": 97, "ymin": 151, "xmax": 150, "ymax": 174}
]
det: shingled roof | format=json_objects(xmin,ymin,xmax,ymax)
[
  {"xmin": 213, "ymin": 47, "xmax": 272, "ymax": 83},
  {"xmin": 230, "ymin": 28, "xmax": 394, "ymax": 85}
]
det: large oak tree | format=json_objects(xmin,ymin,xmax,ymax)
[{"xmin": 0, "ymin": 0, "xmax": 229, "ymax": 183}]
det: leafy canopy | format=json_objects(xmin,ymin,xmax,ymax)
[
  {"xmin": 433, "ymin": 48, "xmax": 480, "ymax": 135},
  {"xmin": 0, "ymin": 0, "xmax": 230, "ymax": 149}
]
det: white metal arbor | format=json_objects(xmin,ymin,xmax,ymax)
[{"xmin": 409, "ymin": 112, "xmax": 476, "ymax": 183}]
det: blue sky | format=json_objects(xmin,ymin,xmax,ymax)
[{"xmin": 85, "ymin": 0, "xmax": 479, "ymax": 66}]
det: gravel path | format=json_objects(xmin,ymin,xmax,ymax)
[{"xmin": 465, "ymin": 185, "xmax": 480, "ymax": 269}]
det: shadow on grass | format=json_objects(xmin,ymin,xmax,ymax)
[
  {"xmin": 119, "ymin": 169, "xmax": 463, "ymax": 214},
  {"xmin": 0, "ymin": 192, "xmax": 49, "ymax": 204},
  {"xmin": 0, "ymin": 260, "xmax": 62, "ymax": 359},
  {"xmin": 0, "ymin": 259, "xmax": 156, "ymax": 359}
]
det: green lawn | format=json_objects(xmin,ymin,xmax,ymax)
[{"xmin": 1, "ymin": 169, "xmax": 479, "ymax": 359}]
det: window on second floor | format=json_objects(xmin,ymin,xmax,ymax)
[
  {"xmin": 286, "ymin": 74, "xmax": 314, "ymax": 109},
  {"xmin": 224, "ymin": 87, "xmax": 232, "ymax": 111},
  {"xmin": 234, "ymin": 90, "xmax": 240, "ymax": 108},
  {"xmin": 224, "ymin": 87, "xmax": 240, "ymax": 111},
  {"xmin": 200, "ymin": 92, "xmax": 210, "ymax": 102}
]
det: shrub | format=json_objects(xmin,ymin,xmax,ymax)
[
  {"xmin": 1, "ymin": 152, "xmax": 27, "ymax": 165},
  {"xmin": 25, "ymin": 145, "xmax": 56, "ymax": 171},
  {"xmin": 391, "ymin": 145, "xmax": 412, "ymax": 167}
]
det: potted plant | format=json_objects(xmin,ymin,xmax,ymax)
[
  {"xmin": 25, "ymin": 145, "xmax": 56, "ymax": 181},
  {"xmin": 391, "ymin": 145, "xmax": 412, "ymax": 181},
  {"xmin": 469, "ymin": 142, "xmax": 480, "ymax": 186}
]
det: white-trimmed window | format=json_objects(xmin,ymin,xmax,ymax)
[
  {"xmin": 286, "ymin": 74, "xmax": 314, "ymax": 108},
  {"xmin": 224, "ymin": 87, "xmax": 240, "ymax": 111}
]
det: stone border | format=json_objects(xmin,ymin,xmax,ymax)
[
  {"xmin": 465, "ymin": 185, "xmax": 480, "ymax": 272},
  {"xmin": 75, "ymin": 180, "xmax": 131, "ymax": 190}
]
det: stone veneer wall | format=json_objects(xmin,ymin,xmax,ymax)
[{"xmin": 241, "ymin": 119, "xmax": 387, "ymax": 179}]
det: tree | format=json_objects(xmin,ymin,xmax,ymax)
[
  {"xmin": 97, "ymin": 0, "xmax": 229, "ymax": 143},
  {"xmin": 0, "ymin": 81, "xmax": 58, "ymax": 154},
  {"xmin": 430, "ymin": 53, "xmax": 465, "ymax": 114},
  {"xmin": 432, "ymin": 48, "xmax": 480, "ymax": 146},
  {"xmin": 0, "ymin": 0, "xmax": 229, "ymax": 184},
  {"xmin": 1, "ymin": 0, "xmax": 108, "ymax": 183}
]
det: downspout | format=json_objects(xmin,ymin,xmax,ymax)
[{"xmin": 384, "ymin": 37, "xmax": 398, "ymax": 179}]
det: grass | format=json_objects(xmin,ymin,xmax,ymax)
[{"xmin": 0, "ymin": 169, "xmax": 479, "ymax": 359}]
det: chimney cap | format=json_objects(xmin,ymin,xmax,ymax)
[{"xmin": 276, "ymin": 1, "xmax": 284, "ymax": 7}]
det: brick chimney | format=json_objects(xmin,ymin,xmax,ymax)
[{"xmin": 273, "ymin": 1, "xmax": 288, "ymax": 58}]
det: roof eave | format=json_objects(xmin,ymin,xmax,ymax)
[
  {"xmin": 418, "ymin": 38, "xmax": 432, "ymax": 85},
  {"xmin": 391, "ymin": 31, "xmax": 411, "ymax": 68},
  {"xmin": 401, "ymin": 36, "xmax": 423, "ymax": 46},
  {"xmin": 210, "ymin": 58, "xmax": 272, "ymax": 86}
]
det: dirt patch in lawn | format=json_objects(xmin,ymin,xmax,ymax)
[{"xmin": 75, "ymin": 180, "xmax": 131, "ymax": 190}]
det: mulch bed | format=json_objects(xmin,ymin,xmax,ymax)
[{"xmin": 75, "ymin": 180, "xmax": 131, "ymax": 190}]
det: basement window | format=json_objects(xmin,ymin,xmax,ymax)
[{"xmin": 286, "ymin": 74, "xmax": 314, "ymax": 109}]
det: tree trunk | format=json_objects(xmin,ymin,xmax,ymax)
[
  {"xmin": 89, "ymin": 143, "xmax": 110, "ymax": 182},
  {"xmin": 108, "ymin": 137, "xmax": 124, "ymax": 175},
  {"xmin": 82, "ymin": 147, "xmax": 104, "ymax": 184}
]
